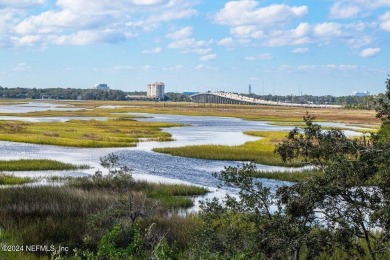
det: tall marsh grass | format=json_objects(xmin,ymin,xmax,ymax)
[
  {"xmin": 0, "ymin": 186, "xmax": 115, "ymax": 249},
  {"xmin": 0, "ymin": 119, "xmax": 177, "ymax": 147},
  {"xmin": 253, "ymin": 169, "xmax": 322, "ymax": 182},
  {"xmin": 0, "ymin": 159, "xmax": 89, "ymax": 171},
  {"xmin": 153, "ymin": 131, "xmax": 302, "ymax": 166},
  {"xmin": 0, "ymin": 173, "xmax": 32, "ymax": 185},
  {"xmin": 0, "ymin": 174, "xmax": 208, "ymax": 258},
  {"xmin": 69, "ymin": 176, "xmax": 208, "ymax": 208}
]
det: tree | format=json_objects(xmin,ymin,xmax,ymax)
[
  {"xmin": 275, "ymin": 113, "xmax": 361, "ymax": 170},
  {"xmin": 191, "ymin": 164, "xmax": 327, "ymax": 260},
  {"xmin": 274, "ymin": 109, "xmax": 390, "ymax": 259},
  {"xmin": 376, "ymin": 76, "xmax": 390, "ymax": 121}
]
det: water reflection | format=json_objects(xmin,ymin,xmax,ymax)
[{"xmin": 0, "ymin": 102, "xmax": 82, "ymax": 113}]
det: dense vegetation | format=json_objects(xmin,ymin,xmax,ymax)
[
  {"xmin": 0, "ymin": 87, "xmax": 191, "ymax": 102},
  {"xmin": 0, "ymin": 87, "xmax": 127, "ymax": 100}
]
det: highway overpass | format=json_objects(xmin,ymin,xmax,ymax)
[{"xmin": 191, "ymin": 92, "xmax": 341, "ymax": 108}]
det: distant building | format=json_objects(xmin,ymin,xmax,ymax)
[
  {"xmin": 94, "ymin": 83, "xmax": 109, "ymax": 90},
  {"xmin": 352, "ymin": 91, "xmax": 370, "ymax": 97},
  {"xmin": 147, "ymin": 82, "xmax": 165, "ymax": 98}
]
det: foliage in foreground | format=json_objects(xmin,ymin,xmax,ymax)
[{"xmin": 0, "ymin": 153, "xmax": 206, "ymax": 260}]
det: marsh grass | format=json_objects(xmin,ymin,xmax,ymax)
[
  {"xmin": 0, "ymin": 159, "xmax": 89, "ymax": 171},
  {"xmin": 253, "ymin": 169, "xmax": 323, "ymax": 182},
  {"xmin": 0, "ymin": 186, "xmax": 117, "ymax": 254},
  {"xmin": 0, "ymin": 173, "xmax": 33, "ymax": 185},
  {"xmin": 0, "ymin": 119, "xmax": 178, "ymax": 147},
  {"xmin": 0, "ymin": 175, "xmax": 208, "ymax": 258},
  {"xmin": 0, "ymin": 230, "xmax": 47, "ymax": 260},
  {"xmin": 69, "ymin": 177, "xmax": 208, "ymax": 208},
  {"xmin": 143, "ymin": 183, "xmax": 208, "ymax": 208},
  {"xmin": 153, "ymin": 131, "xmax": 302, "ymax": 166}
]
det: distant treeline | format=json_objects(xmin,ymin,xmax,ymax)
[
  {"xmin": 242, "ymin": 93, "xmax": 384, "ymax": 109},
  {"xmin": 0, "ymin": 86, "xmax": 382, "ymax": 108},
  {"xmin": 0, "ymin": 87, "xmax": 192, "ymax": 102},
  {"xmin": 0, "ymin": 87, "xmax": 127, "ymax": 100}
]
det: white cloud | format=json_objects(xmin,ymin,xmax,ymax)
[
  {"xmin": 266, "ymin": 23, "xmax": 311, "ymax": 46},
  {"xmin": 167, "ymin": 27, "xmax": 213, "ymax": 54},
  {"xmin": 379, "ymin": 11, "xmax": 390, "ymax": 31},
  {"xmin": 142, "ymin": 47, "xmax": 162, "ymax": 54},
  {"xmin": 346, "ymin": 36, "xmax": 372, "ymax": 49},
  {"xmin": 109, "ymin": 65, "xmax": 134, "ymax": 71},
  {"xmin": 245, "ymin": 53, "xmax": 273, "ymax": 60},
  {"xmin": 7, "ymin": 0, "xmax": 197, "ymax": 46},
  {"xmin": 329, "ymin": 3, "xmax": 360, "ymax": 19},
  {"xmin": 215, "ymin": 1, "xmax": 308, "ymax": 27},
  {"xmin": 195, "ymin": 64, "xmax": 218, "ymax": 71},
  {"xmin": 142, "ymin": 64, "xmax": 154, "ymax": 72},
  {"xmin": 314, "ymin": 22, "xmax": 342, "ymax": 38},
  {"xmin": 0, "ymin": 0, "xmax": 46, "ymax": 8},
  {"xmin": 359, "ymin": 47, "xmax": 381, "ymax": 57},
  {"xmin": 15, "ymin": 10, "xmax": 88, "ymax": 35},
  {"xmin": 329, "ymin": 0, "xmax": 390, "ymax": 19},
  {"xmin": 217, "ymin": 37, "xmax": 233, "ymax": 47},
  {"xmin": 12, "ymin": 62, "xmax": 30, "ymax": 71},
  {"xmin": 200, "ymin": 54, "xmax": 217, "ymax": 61},
  {"xmin": 213, "ymin": 2, "xmax": 378, "ymax": 50},
  {"xmin": 291, "ymin": 48, "xmax": 309, "ymax": 54},
  {"xmin": 162, "ymin": 65, "xmax": 184, "ymax": 71},
  {"xmin": 167, "ymin": 26, "xmax": 193, "ymax": 40},
  {"xmin": 51, "ymin": 29, "xmax": 129, "ymax": 46},
  {"xmin": 230, "ymin": 25, "xmax": 264, "ymax": 39},
  {"xmin": 278, "ymin": 64, "xmax": 358, "ymax": 73},
  {"xmin": 131, "ymin": 0, "xmax": 165, "ymax": 5},
  {"xmin": 214, "ymin": 2, "xmax": 312, "ymax": 47}
]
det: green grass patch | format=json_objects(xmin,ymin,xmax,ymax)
[
  {"xmin": 69, "ymin": 176, "xmax": 208, "ymax": 208},
  {"xmin": 153, "ymin": 131, "xmax": 301, "ymax": 166},
  {"xmin": 0, "ymin": 119, "xmax": 178, "ymax": 147},
  {"xmin": 0, "ymin": 174, "xmax": 33, "ymax": 185},
  {"xmin": 0, "ymin": 159, "xmax": 89, "ymax": 171},
  {"xmin": 144, "ymin": 183, "xmax": 208, "ymax": 208},
  {"xmin": 252, "ymin": 169, "xmax": 323, "ymax": 182}
]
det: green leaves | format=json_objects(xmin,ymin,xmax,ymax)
[{"xmin": 275, "ymin": 113, "xmax": 361, "ymax": 170}]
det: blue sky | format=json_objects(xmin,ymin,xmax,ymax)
[{"xmin": 0, "ymin": 0, "xmax": 389, "ymax": 96}]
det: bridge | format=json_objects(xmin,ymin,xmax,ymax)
[{"xmin": 191, "ymin": 92, "xmax": 341, "ymax": 108}]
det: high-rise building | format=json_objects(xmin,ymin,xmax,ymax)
[
  {"xmin": 147, "ymin": 82, "xmax": 165, "ymax": 98},
  {"xmin": 94, "ymin": 83, "xmax": 109, "ymax": 90},
  {"xmin": 352, "ymin": 91, "xmax": 370, "ymax": 97}
]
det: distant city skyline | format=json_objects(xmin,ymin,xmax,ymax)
[{"xmin": 0, "ymin": 1, "xmax": 389, "ymax": 96}]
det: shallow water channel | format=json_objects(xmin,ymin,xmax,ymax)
[{"xmin": 0, "ymin": 102, "xmax": 366, "ymax": 208}]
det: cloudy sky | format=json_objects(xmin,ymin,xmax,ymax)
[{"xmin": 0, "ymin": 0, "xmax": 389, "ymax": 96}]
